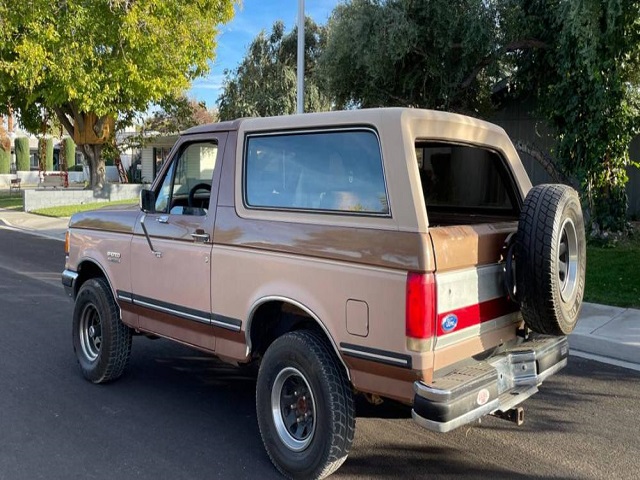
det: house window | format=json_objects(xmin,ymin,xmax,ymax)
[
  {"xmin": 152, "ymin": 147, "xmax": 171, "ymax": 179},
  {"xmin": 30, "ymin": 151, "xmax": 39, "ymax": 171}
]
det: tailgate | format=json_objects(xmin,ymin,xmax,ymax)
[{"xmin": 429, "ymin": 222, "xmax": 520, "ymax": 371}]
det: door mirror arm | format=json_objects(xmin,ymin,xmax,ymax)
[{"xmin": 140, "ymin": 214, "xmax": 162, "ymax": 258}]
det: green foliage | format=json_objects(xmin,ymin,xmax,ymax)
[
  {"xmin": 0, "ymin": 0, "xmax": 236, "ymax": 187},
  {"xmin": 0, "ymin": 143, "xmax": 9, "ymax": 173},
  {"xmin": 507, "ymin": 0, "xmax": 640, "ymax": 234},
  {"xmin": 218, "ymin": 18, "xmax": 331, "ymax": 120},
  {"xmin": 15, "ymin": 137, "xmax": 30, "ymax": 171},
  {"xmin": 320, "ymin": 0, "xmax": 498, "ymax": 113},
  {"xmin": 145, "ymin": 95, "xmax": 217, "ymax": 135},
  {"xmin": 63, "ymin": 137, "xmax": 76, "ymax": 168},
  {"xmin": 101, "ymin": 140, "xmax": 118, "ymax": 167}
]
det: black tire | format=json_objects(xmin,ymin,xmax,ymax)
[
  {"xmin": 515, "ymin": 184, "xmax": 586, "ymax": 335},
  {"xmin": 72, "ymin": 278, "xmax": 132, "ymax": 383},
  {"xmin": 256, "ymin": 330, "xmax": 355, "ymax": 480}
]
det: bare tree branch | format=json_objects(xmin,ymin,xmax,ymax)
[
  {"xmin": 69, "ymin": 102, "xmax": 84, "ymax": 131},
  {"xmin": 53, "ymin": 107, "xmax": 75, "ymax": 137},
  {"xmin": 514, "ymin": 140, "xmax": 577, "ymax": 188},
  {"xmin": 461, "ymin": 39, "xmax": 549, "ymax": 89}
]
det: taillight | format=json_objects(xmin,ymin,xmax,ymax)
[
  {"xmin": 64, "ymin": 231, "xmax": 70, "ymax": 255},
  {"xmin": 406, "ymin": 272, "xmax": 436, "ymax": 341}
]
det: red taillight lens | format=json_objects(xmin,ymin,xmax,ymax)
[{"xmin": 406, "ymin": 272, "xmax": 436, "ymax": 339}]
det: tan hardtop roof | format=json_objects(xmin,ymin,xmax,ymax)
[{"xmin": 182, "ymin": 107, "xmax": 507, "ymax": 136}]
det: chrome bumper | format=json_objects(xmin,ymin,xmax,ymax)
[
  {"xmin": 61, "ymin": 269, "xmax": 79, "ymax": 298},
  {"xmin": 412, "ymin": 335, "xmax": 569, "ymax": 433}
]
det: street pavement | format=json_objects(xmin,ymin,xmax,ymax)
[{"xmin": 0, "ymin": 206, "xmax": 637, "ymax": 370}]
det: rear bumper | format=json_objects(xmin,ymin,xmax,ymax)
[{"xmin": 412, "ymin": 335, "xmax": 568, "ymax": 432}]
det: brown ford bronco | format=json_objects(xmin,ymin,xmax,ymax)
[{"xmin": 62, "ymin": 108, "xmax": 585, "ymax": 479}]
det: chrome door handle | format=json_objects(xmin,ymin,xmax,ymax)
[
  {"xmin": 191, "ymin": 231, "xmax": 210, "ymax": 243},
  {"xmin": 156, "ymin": 215, "xmax": 169, "ymax": 223}
]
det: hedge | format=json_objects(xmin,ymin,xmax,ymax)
[
  {"xmin": 0, "ymin": 145, "xmax": 9, "ymax": 174},
  {"xmin": 15, "ymin": 137, "xmax": 30, "ymax": 171},
  {"xmin": 63, "ymin": 137, "xmax": 76, "ymax": 168}
]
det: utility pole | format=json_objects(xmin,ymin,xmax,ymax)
[{"xmin": 297, "ymin": 0, "xmax": 305, "ymax": 114}]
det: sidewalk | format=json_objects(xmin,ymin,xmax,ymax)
[
  {"xmin": 0, "ymin": 208, "xmax": 68, "ymax": 241},
  {"xmin": 570, "ymin": 303, "xmax": 640, "ymax": 368},
  {"xmin": 0, "ymin": 208, "xmax": 638, "ymax": 369}
]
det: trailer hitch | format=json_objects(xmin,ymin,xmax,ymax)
[{"xmin": 492, "ymin": 407, "xmax": 525, "ymax": 426}]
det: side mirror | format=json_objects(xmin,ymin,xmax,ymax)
[{"xmin": 140, "ymin": 189, "xmax": 156, "ymax": 213}]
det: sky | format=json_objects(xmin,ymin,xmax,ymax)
[{"xmin": 188, "ymin": 0, "xmax": 340, "ymax": 108}]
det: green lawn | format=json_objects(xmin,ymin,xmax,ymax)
[
  {"xmin": 0, "ymin": 193, "xmax": 24, "ymax": 210},
  {"xmin": 32, "ymin": 198, "xmax": 138, "ymax": 218},
  {"xmin": 584, "ymin": 232, "xmax": 640, "ymax": 309}
]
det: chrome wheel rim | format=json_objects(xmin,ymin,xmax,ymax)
[
  {"xmin": 79, "ymin": 303, "xmax": 102, "ymax": 362},
  {"xmin": 271, "ymin": 367, "xmax": 316, "ymax": 452},
  {"xmin": 558, "ymin": 218, "xmax": 579, "ymax": 303}
]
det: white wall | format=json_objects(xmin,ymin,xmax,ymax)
[
  {"xmin": 23, "ymin": 184, "xmax": 144, "ymax": 212},
  {"xmin": 141, "ymin": 147, "xmax": 154, "ymax": 184},
  {"xmin": 0, "ymin": 167, "xmax": 122, "ymax": 187}
]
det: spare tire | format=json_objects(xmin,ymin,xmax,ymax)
[{"xmin": 515, "ymin": 184, "xmax": 586, "ymax": 335}]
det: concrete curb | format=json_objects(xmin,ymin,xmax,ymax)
[{"xmin": 569, "ymin": 334, "xmax": 639, "ymax": 365}]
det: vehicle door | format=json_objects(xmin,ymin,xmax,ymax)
[{"xmin": 129, "ymin": 133, "xmax": 227, "ymax": 351}]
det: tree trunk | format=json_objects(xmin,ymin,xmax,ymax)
[{"xmin": 82, "ymin": 143, "xmax": 105, "ymax": 190}]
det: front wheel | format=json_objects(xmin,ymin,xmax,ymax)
[
  {"xmin": 72, "ymin": 278, "xmax": 132, "ymax": 383},
  {"xmin": 256, "ymin": 330, "xmax": 355, "ymax": 480}
]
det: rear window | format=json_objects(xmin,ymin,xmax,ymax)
[
  {"xmin": 415, "ymin": 142, "xmax": 516, "ymax": 215},
  {"xmin": 245, "ymin": 130, "xmax": 389, "ymax": 215}
]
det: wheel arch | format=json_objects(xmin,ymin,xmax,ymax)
[
  {"xmin": 74, "ymin": 258, "xmax": 116, "ymax": 299},
  {"xmin": 246, "ymin": 296, "xmax": 351, "ymax": 380}
]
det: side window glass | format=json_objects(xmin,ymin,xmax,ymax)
[
  {"xmin": 245, "ymin": 130, "xmax": 389, "ymax": 215},
  {"xmin": 154, "ymin": 142, "xmax": 218, "ymax": 215}
]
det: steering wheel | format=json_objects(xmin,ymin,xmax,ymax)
[{"xmin": 188, "ymin": 182, "xmax": 212, "ymax": 208}]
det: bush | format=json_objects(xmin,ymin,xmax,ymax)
[
  {"xmin": 63, "ymin": 137, "xmax": 76, "ymax": 168},
  {"xmin": 69, "ymin": 164, "xmax": 84, "ymax": 172},
  {"xmin": 15, "ymin": 137, "xmax": 30, "ymax": 171},
  {"xmin": 46, "ymin": 138, "xmax": 54, "ymax": 171},
  {"xmin": 0, "ymin": 145, "xmax": 10, "ymax": 174}
]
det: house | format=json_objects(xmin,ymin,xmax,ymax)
[{"xmin": 136, "ymin": 134, "xmax": 179, "ymax": 183}]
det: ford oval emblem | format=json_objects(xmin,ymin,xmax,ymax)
[{"xmin": 441, "ymin": 314, "xmax": 458, "ymax": 332}]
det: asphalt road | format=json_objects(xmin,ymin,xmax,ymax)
[{"xmin": 0, "ymin": 228, "xmax": 639, "ymax": 480}]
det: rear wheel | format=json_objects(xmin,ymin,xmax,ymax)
[
  {"xmin": 515, "ymin": 184, "xmax": 586, "ymax": 335},
  {"xmin": 72, "ymin": 278, "xmax": 132, "ymax": 383},
  {"xmin": 256, "ymin": 330, "xmax": 355, "ymax": 479}
]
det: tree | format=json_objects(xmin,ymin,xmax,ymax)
[
  {"xmin": 0, "ymin": 0, "xmax": 235, "ymax": 189},
  {"xmin": 144, "ymin": 95, "xmax": 217, "ymax": 135},
  {"xmin": 218, "ymin": 18, "xmax": 331, "ymax": 120},
  {"xmin": 319, "ymin": 0, "xmax": 500, "ymax": 114},
  {"xmin": 505, "ymin": 0, "xmax": 640, "ymax": 234}
]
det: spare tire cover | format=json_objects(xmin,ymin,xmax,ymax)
[{"xmin": 515, "ymin": 184, "xmax": 586, "ymax": 335}]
